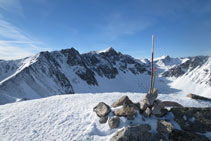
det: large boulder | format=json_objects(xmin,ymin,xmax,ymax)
[
  {"xmin": 110, "ymin": 124, "xmax": 152, "ymax": 141},
  {"xmin": 108, "ymin": 117, "xmax": 120, "ymax": 129},
  {"xmin": 142, "ymin": 93, "xmax": 157, "ymax": 107},
  {"xmin": 171, "ymin": 107, "xmax": 211, "ymax": 133},
  {"xmin": 169, "ymin": 129, "xmax": 209, "ymax": 141},
  {"xmin": 112, "ymin": 96, "xmax": 133, "ymax": 108},
  {"xmin": 93, "ymin": 102, "xmax": 111, "ymax": 117},
  {"xmin": 114, "ymin": 103, "xmax": 135, "ymax": 120}
]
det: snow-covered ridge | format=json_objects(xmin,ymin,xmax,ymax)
[{"xmin": 0, "ymin": 47, "xmax": 210, "ymax": 105}]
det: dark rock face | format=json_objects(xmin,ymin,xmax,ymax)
[
  {"xmin": 162, "ymin": 56, "xmax": 209, "ymax": 77},
  {"xmin": 169, "ymin": 129, "xmax": 209, "ymax": 141},
  {"xmin": 93, "ymin": 102, "xmax": 111, "ymax": 117},
  {"xmin": 163, "ymin": 101, "xmax": 183, "ymax": 108},
  {"xmin": 157, "ymin": 120, "xmax": 173, "ymax": 139},
  {"xmin": 110, "ymin": 124, "xmax": 152, "ymax": 141},
  {"xmin": 171, "ymin": 107, "xmax": 211, "ymax": 133},
  {"xmin": 162, "ymin": 66, "xmax": 185, "ymax": 77}
]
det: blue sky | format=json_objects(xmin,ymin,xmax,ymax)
[{"xmin": 0, "ymin": 0, "xmax": 211, "ymax": 60}]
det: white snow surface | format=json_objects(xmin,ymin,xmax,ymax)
[{"xmin": 0, "ymin": 92, "xmax": 211, "ymax": 141}]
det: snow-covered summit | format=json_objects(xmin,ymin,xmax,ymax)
[{"xmin": 97, "ymin": 47, "xmax": 117, "ymax": 53}]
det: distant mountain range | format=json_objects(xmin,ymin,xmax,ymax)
[{"xmin": 0, "ymin": 47, "xmax": 210, "ymax": 105}]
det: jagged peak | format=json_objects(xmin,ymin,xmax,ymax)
[
  {"xmin": 97, "ymin": 47, "xmax": 117, "ymax": 54},
  {"xmin": 60, "ymin": 47, "xmax": 80, "ymax": 55},
  {"xmin": 155, "ymin": 55, "xmax": 171, "ymax": 61}
]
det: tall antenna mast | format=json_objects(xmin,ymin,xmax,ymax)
[{"xmin": 150, "ymin": 35, "xmax": 155, "ymax": 93}]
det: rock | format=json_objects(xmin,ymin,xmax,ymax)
[
  {"xmin": 187, "ymin": 93, "xmax": 211, "ymax": 102},
  {"xmin": 143, "ymin": 107, "xmax": 151, "ymax": 117},
  {"xmin": 151, "ymin": 103, "xmax": 162, "ymax": 117},
  {"xmin": 162, "ymin": 101, "xmax": 183, "ymax": 108},
  {"xmin": 154, "ymin": 99, "xmax": 165, "ymax": 110},
  {"xmin": 93, "ymin": 102, "xmax": 111, "ymax": 117},
  {"xmin": 134, "ymin": 102, "xmax": 140, "ymax": 111},
  {"xmin": 159, "ymin": 109, "xmax": 169, "ymax": 117},
  {"xmin": 99, "ymin": 116, "xmax": 108, "ymax": 124},
  {"xmin": 142, "ymin": 93, "xmax": 157, "ymax": 106},
  {"xmin": 169, "ymin": 129, "xmax": 209, "ymax": 141},
  {"xmin": 114, "ymin": 104, "xmax": 135, "ymax": 120},
  {"xmin": 140, "ymin": 102, "xmax": 148, "ymax": 112},
  {"xmin": 152, "ymin": 88, "xmax": 158, "ymax": 97},
  {"xmin": 157, "ymin": 120, "xmax": 173, "ymax": 138},
  {"xmin": 171, "ymin": 107, "xmax": 211, "ymax": 133},
  {"xmin": 112, "ymin": 96, "xmax": 133, "ymax": 108},
  {"xmin": 110, "ymin": 124, "xmax": 152, "ymax": 141},
  {"xmin": 108, "ymin": 117, "xmax": 120, "ymax": 129},
  {"xmin": 148, "ymin": 88, "xmax": 158, "ymax": 96}
]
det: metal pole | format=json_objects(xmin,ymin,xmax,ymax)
[{"xmin": 150, "ymin": 35, "xmax": 154, "ymax": 93}]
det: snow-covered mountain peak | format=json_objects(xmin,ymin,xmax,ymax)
[
  {"xmin": 155, "ymin": 55, "xmax": 171, "ymax": 61},
  {"xmin": 99, "ymin": 47, "xmax": 116, "ymax": 53},
  {"xmin": 0, "ymin": 48, "xmax": 210, "ymax": 105}
]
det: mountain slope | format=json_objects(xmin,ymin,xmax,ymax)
[
  {"xmin": 0, "ymin": 48, "xmax": 151, "ymax": 104},
  {"xmin": 0, "ymin": 48, "xmax": 210, "ymax": 105}
]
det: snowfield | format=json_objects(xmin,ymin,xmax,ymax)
[{"xmin": 0, "ymin": 92, "xmax": 211, "ymax": 141}]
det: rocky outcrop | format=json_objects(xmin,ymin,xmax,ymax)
[
  {"xmin": 93, "ymin": 95, "xmax": 211, "ymax": 140},
  {"xmin": 169, "ymin": 129, "xmax": 209, "ymax": 141},
  {"xmin": 110, "ymin": 124, "xmax": 152, "ymax": 141},
  {"xmin": 171, "ymin": 107, "xmax": 211, "ymax": 133},
  {"xmin": 140, "ymin": 88, "xmax": 169, "ymax": 117},
  {"xmin": 157, "ymin": 120, "xmax": 173, "ymax": 139}
]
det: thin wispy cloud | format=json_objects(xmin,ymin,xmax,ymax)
[{"xmin": 0, "ymin": 19, "xmax": 49, "ymax": 60}]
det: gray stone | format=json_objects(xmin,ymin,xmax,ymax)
[
  {"xmin": 157, "ymin": 120, "xmax": 173, "ymax": 138},
  {"xmin": 140, "ymin": 102, "xmax": 148, "ymax": 112},
  {"xmin": 151, "ymin": 103, "xmax": 162, "ymax": 117},
  {"xmin": 155, "ymin": 99, "xmax": 165, "ymax": 110},
  {"xmin": 169, "ymin": 129, "xmax": 209, "ymax": 141},
  {"xmin": 114, "ymin": 104, "xmax": 135, "ymax": 120},
  {"xmin": 163, "ymin": 101, "xmax": 183, "ymax": 108},
  {"xmin": 93, "ymin": 102, "xmax": 111, "ymax": 117},
  {"xmin": 108, "ymin": 117, "xmax": 120, "ymax": 129},
  {"xmin": 110, "ymin": 124, "xmax": 152, "ymax": 141},
  {"xmin": 99, "ymin": 116, "xmax": 108, "ymax": 124},
  {"xmin": 171, "ymin": 107, "xmax": 211, "ymax": 133},
  {"xmin": 143, "ymin": 107, "xmax": 151, "ymax": 118},
  {"xmin": 112, "ymin": 96, "xmax": 133, "ymax": 108},
  {"xmin": 142, "ymin": 93, "xmax": 157, "ymax": 106}
]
